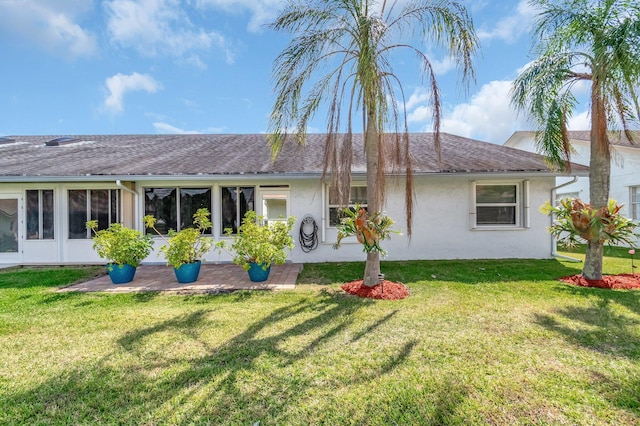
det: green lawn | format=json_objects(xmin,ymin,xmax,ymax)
[{"xmin": 0, "ymin": 255, "xmax": 639, "ymax": 425}]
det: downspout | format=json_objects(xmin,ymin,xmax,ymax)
[
  {"xmin": 116, "ymin": 180, "xmax": 139, "ymax": 230},
  {"xmin": 550, "ymin": 176, "xmax": 582, "ymax": 262}
]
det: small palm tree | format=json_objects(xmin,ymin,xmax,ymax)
[
  {"xmin": 268, "ymin": 0, "xmax": 478, "ymax": 286},
  {"xmin": 511, "ymin": 0, "xmax": 640, "ymax": 280}
]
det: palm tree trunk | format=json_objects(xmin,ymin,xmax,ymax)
[
  {"xmin": 363, "ymin": 111, "xmax": 381, "ymax": 287},
  {"xmin": 583, "ymin": 87, "xmax": 610, "ymax": 280}
]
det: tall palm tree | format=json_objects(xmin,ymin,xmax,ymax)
[
  {"xmin": 511, "ymin": 0, "xmax": 640, "ymax": 280},
  {"xmin": 268, "ymin": 0, "xmax": 478, "ymax": 286}
]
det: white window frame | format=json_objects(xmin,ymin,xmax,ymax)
[
  {"xmin": 470, "ymin": 180, "xmax": 529, "ymax": 229},
  {"xmin": 631, "ymin": 185, "xmax": 640, "ymax": 221},
  {"xmin": 326, "ymin": 184, "xmax": 368, "ymax": 228},
  {"xmin": 26, "ymin": 189, "xmax": 55, "ymax": 240},
  {"xmin": 68, "ymin": 189, "xmax": 121, "ymax": 239}
]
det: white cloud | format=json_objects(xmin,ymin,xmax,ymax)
[
  {"xmin": 477, "ymin": 0, "xmax": 537, "ymax": 43},
  {"xmin": 103, "ymin": 72, "xmax": 162, "ymax": 114},
  {"xmin": 105, "ymin": 0, "xmax": 234, "ymax": 65},
  {"xmin": 567, "ymin": 110, "xmax": 590, "ymax": 131},
  {"xmin": 438, "ymin": 80, "xmax": 530, "ymax": 144},
  {"xmin": 0, "ymin": 0, "xmax": 96, "ymax": 57},
  {"xmin": 153, "ymin": 122, "xmax": 202, "ymax": 134}
]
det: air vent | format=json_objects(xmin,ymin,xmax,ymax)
[
  {"xmin": 45, "ymin": 137, "xmax": 79, "ymax": 147},
  {"xmin": 0, "ymin": 137, "xmax": 15, "ymax": 145}
]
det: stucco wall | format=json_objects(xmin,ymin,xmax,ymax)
[{"xmin": 1, "ymin": 174, "xmax": 557, "ymax": 265}]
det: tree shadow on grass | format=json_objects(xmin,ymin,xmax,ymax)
[
  {"xmin": 3, "ymin": 291, "xmax": 421, "ymax": 425},
  {"xmin": 534, "ymin": 292, "xmax": 640, "ymax": 417}
]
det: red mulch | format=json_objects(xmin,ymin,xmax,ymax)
[
  {"xmin": 559, "ymin": 274, "xmax": 640, "ymax": 290},
  {"xmin": 341, "ymin": 279, "xmax": 410, "ymax": 300}
]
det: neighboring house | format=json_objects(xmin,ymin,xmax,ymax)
[
  {"xmin": 505, "ymin": 130, "xmax": 640, "ymax": 244},
  {"xmin": 0, "ymin": 133, "xmax": 587, "ymax": 266}
]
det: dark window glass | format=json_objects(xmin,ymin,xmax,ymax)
[
  {"xmin": 221, "ymin": 186, "xmax": 254, "ymax": 234},
  {"xmin": 477, "ymin": 206, "xmax": 516, "ymax": 225},
  {"xmin": 26, "ymin": 190, "xmax": 55, "ymax": 240},
  {"xmin": 26, "ymin": 190, "xmax": 40, "ymax": 240},
  {"xmin": 328, "ymin": 186, "xmax": 367, "ymax": 226},
  {"xmin": 69, "ymin": 189, "xmax": 120, "ymax": 239},
  {"xmin": 91, "ymin": 189, "xmax": 110, "ymax": 231},
  {"xmin": 68, "ymin": 190, "xmax": 88, "ymax": 239},
  {"xmin": 42, "ymin": 190, "xmax": 54, "ymax": 239},
  {"xmin": 476, "ymin": 185, "xmax": 516, "ymax": 204},
  {"xmin": 180, "ymin": 188, "xmax": 212, "ymax": 232},
  {"xmin": 144, "ymin": 188, "xmax": 177, "ymax": 235}
]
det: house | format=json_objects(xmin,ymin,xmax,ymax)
[
  {"xmin": 505, "ymin": 131, "xmax": 640, "ymax": 244},
  {"xmin": 0, "ymin": 133, "xmax": 588, "ymax": 266}
]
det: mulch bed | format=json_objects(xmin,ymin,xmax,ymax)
[
  {"xmin": 559, "ymin": 274, "xmax": 640, "ymax": 290},
  {"xmin": 341, "ymin": 279, "xmax": 410, "ymax": 300}
]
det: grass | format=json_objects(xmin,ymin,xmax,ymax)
[{"xmin": 0, "ymin": 254, "xmax": 639, "ymax": 425}]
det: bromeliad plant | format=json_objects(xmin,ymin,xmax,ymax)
[
  {"xmin": 218, "ymin": 210, "xmax": 295, "ymax": 271},
  {"xmin": 333, "ymin": 204, "xmax": 399, "ymax": 256},
  {"xmin": 539, "ymin": 198, "xmax": 638, "ymax": 248},
  {"xmin": 143, "ymin": 208, "xmax": 213, "ymax": 269},
  {"xmin": 86, "ymin": 221, "xmax": 154, "ymax": 268}
]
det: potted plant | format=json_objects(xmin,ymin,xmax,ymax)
[
  {"xmin": 143, "ymin": 208, "xmax": 213, "ymax": 283},
  {"xmin": 218, "ymin": 210, "xmax": 295, "ymax": 282},
  {"xmin": 86, "ymin": 221, "xmax": 154, "ymax": 284}
]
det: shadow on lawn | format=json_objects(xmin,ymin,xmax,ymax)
[
  {"xmin": 3, "ymin": 291, "xmax": 420, "ymax": 424},
  {"xmin": 534, "ymin": 289, "xmax": 640, "ymax": 415}
]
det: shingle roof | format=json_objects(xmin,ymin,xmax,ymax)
[
  {"xmin": 567, "ymin": 130, "xmax": 640, "ymax": 148},
  {"xmin": 0, "ymin": 133, "xmax": 587, "ymax": 179}
]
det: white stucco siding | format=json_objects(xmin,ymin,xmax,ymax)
[
  {"xmin": 287, "ymin": 175, "xmax": 556, "ymax": 262},
  {"xmin": 1, "ymin": 174, "xmax": 558, "ymax": 265}
]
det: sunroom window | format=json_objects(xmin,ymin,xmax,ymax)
[
  {"xmin": 144, "ymin": 187, "xmax": 212, "ymax": 235},
  {"xmin": 26, "ymin": 189, "xmax": 54, "ymax": 240},
  {"xmin": 221, "ymin": 186, "xmax": 255, "ymax": 234},
  {"xmin": 328, "ymin": 186, "xmax": 367, "ymax": 226},
  {"xmin": 68, "ymin": 189, "xmax": 120, "ymax": 239}
]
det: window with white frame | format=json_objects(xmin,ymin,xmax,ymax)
[
  {"xmin": 328, "ymin": 185, "xmax": 367, "ymax": 226},
  {"xmin": 144, "ymin": 187, "xmax": 212, "ymax": 235},
  {"xmin": 26, "ymin": 189, "xmax": 54, "ymax": 240},
  {"xmin": 631, "ymin": 186, "xmax": 640, "ymax": 221},
  {"xmin": 68, "ymin": 189, "xmax": 120, "ymax": 239},
  {"xmin": 220, "ymin": 186, "xmax": 255, "ymax": 234},
  {"xmin": 472, "ymin": 181, "xmax": 528, "ymax": 228}
]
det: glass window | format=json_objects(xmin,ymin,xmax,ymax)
[
  {"xmin": 476, "ymin": 184, "xmax": 518, "ymax": 226},
  {"xmin": 221, "ymin": 186, "xmax": 255, "ymax": 234},
  {"xmin": 26, "ymin": 190, "xmax": 54, "ymax": 240},
  {"xmin": 144, "ymin": 187, "xmax": 212, "ymax": 235},
  {"xmin": 69, "ymin": 189, "xmax": 120, "ymax": 239},
  {"xmin": 328, "ymin": 186, "xmax": 367, "ymax": 226},
  {"xmin": 632, "ymin": 186, "xmax": 640, "ymax": 221}
]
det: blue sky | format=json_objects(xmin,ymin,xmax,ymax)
[{"xmin": 0, "ymin": 0, "xmax": 591, "ymax": 145}]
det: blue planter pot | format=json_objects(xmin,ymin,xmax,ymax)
[
  {"xmin": 247, "ymin": 262, "xmax": 271, "ymax": 282},
  {"xmin": 174, "ymin": 260, "xmax": 201, "ymax": 283},
  {"xmin": 107, "ymin": 263, "xmax": 136, "ymax": 284}
]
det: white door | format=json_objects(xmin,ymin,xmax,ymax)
[{"xmin": 0, "ymin": 195, "xmax": 22, "ymax": 263}]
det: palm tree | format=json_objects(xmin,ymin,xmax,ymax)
[
  {"xmin": 268, "ymin": 0, "xmax": 478, "ymax": 286},
  {"xmin": 511, "ymin": 0, "xmax": 640, "ymax": 280}
]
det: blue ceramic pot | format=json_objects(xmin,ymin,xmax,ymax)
[
  {"xmin": 107, "ymin": 263, "xmax": 136, "ymax": 284},
  {"xmin": 174, "ymin": 260, "xmax": 201, "ymax": 283},
  {"xmin": 247, "ymin": 262, "xmax": 271, "ymax": 282}
]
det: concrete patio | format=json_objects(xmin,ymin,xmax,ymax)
[{"xmin": 59, "ymin": 263, "xmax": 302, "ymax": 294}]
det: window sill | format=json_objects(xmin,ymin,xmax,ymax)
[{"xmin": 471, "ymin": 226, "xmax": 528, "ymax": 231}]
